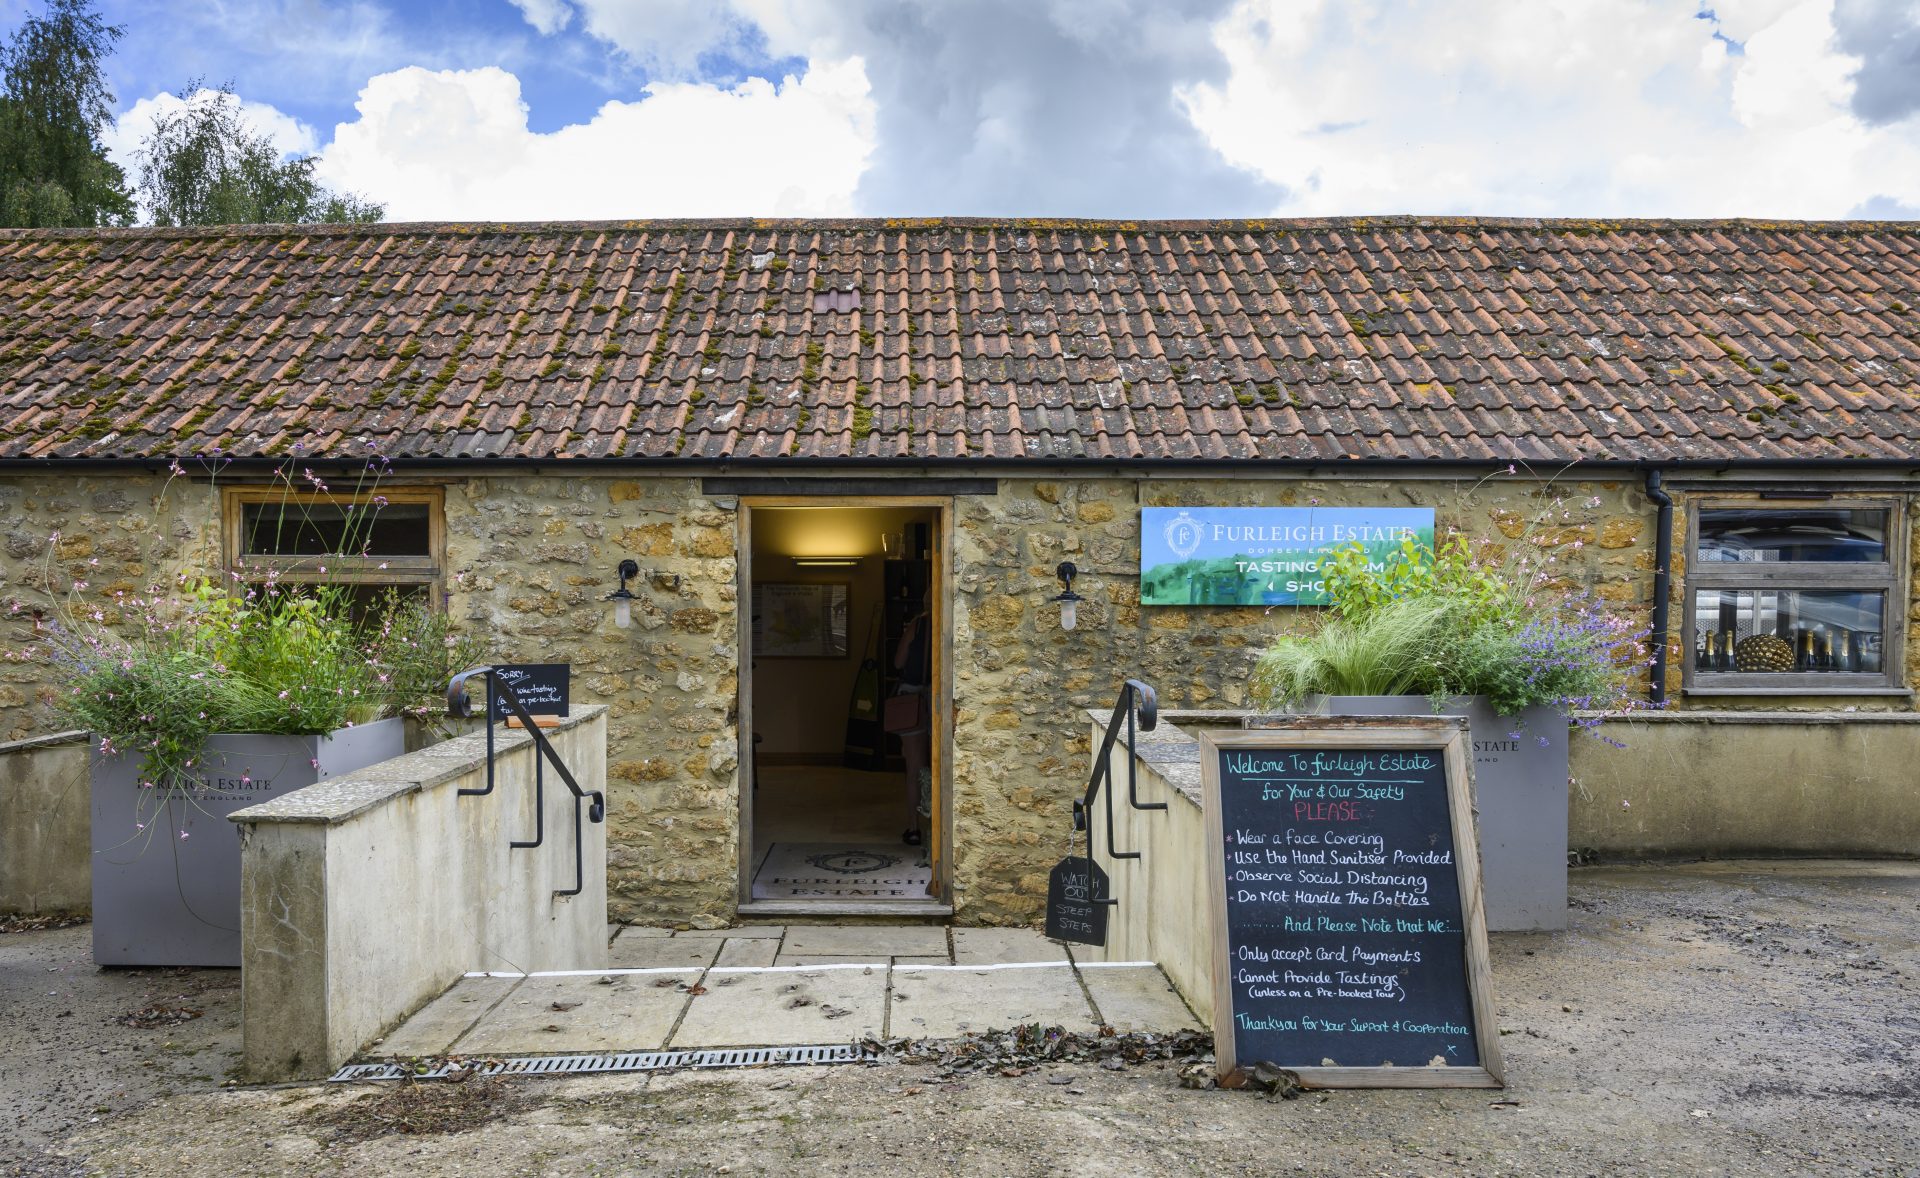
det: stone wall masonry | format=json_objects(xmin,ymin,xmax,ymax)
[
  {"xmin": 444, "ymin": 476, "xmax": 740, "ymax": 925},
  {"xmin": 947, "ymin": 474, "xmax": 1690, "ymax": 924},
  {"xmin": 0, "ymin": 473, "xmax": 220, "ymax": 742},
  {"xmin": 3, "ymin": 468, "xmax": 1917, "ymax": 928}
]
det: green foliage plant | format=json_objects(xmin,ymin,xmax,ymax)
[
  {"xmin": 26, "ymin": 446, "xmax": 486, "ymax": 837},
  {"xmin": 1250, "ymin": 596, "xmax": 1452, "ymax": 702},
  {"xmin": 135, "ymin": 80, "xmax": 382, "ymax": 226},
  {"xmin": 1252, "ymin": 503, "xmax": 1646, "ymax": 724},
  {"xmin": 0, "ymin": 0, "xmax": 134, "ymax": 227}
]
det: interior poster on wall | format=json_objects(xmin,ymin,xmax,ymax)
[
  {"xmin": 753, "ymin": 582, "xmax": 851, "ymax": 658},
  {"xmin": 1140, "ymin": 507, "xmax": 1436, "ymax": 606}
]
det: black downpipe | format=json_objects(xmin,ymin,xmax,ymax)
[{"xmin": 1645, "ymin": 469, "xmax": 1674, "ymax": 705}]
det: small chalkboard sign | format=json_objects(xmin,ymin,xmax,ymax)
[
  {"xmin": 490, "ymin": 663, "xmax": 570, "ymax": 719},
  {"xmin": 1201, "ymin": 717, "xmax": 1503, "ymax": 1089},
  {"xmin": 1044, "ymin": 855, "xmax": 1109, "ymax": 946}
]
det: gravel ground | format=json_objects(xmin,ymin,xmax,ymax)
[{"xmin": 5, "ymin": 859, "xmax": 1917, "ymax": 1177}]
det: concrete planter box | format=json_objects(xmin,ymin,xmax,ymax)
[
  {"xmin": 1288, "ymin": 695, "xmax": 1569, "ymax": 932},
  {"xmin": 91, "ymin": 718, "xmax": 406, "ymax": 967}
]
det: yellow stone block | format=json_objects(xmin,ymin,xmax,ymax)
[
  {"xmin": 684, "ymin": 527, "xmax": 734, "ymax": 558},
  {"xmin": 618, "ymin": 523, "xmax": 674, "ymax": 557},
  {"xmin": 969, "ymin": 596, "xmax": 1025, "ymax": 631},
  {"xmin": 1597, "ymin": 518, "xmax": 1644, "ymax": 549}
]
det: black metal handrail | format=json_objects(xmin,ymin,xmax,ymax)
[
  {"xmin": 446, "ymin": 665, "xmax": 606, "ymax": 899},
  {"xmin": 1072, "ymin": 678, "xmax": 1159, "ymax": 907}
]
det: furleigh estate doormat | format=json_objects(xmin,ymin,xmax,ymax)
[{"xmin": 751, "ymin": 844, "xmax": 933, "ymax": 901}]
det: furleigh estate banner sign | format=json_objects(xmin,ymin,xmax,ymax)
[{"xmin": 1140, "ymin": 507, "xmax": 1437, "ymax": 606}]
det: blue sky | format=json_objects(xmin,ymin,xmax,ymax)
[
  {"xmin": 5, "ymin": 0, "xmax": 1918, "ymax": 222},
  {"xmin": 43, "ymin": 0, "xmax": 802, "ymax": 136}
]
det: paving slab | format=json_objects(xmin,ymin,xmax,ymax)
[
  {"xmin": 615, "ymin": 925, "xmax": 674, "ymax": 939},
  {"xmin": 773, "ymin": 953, "xmax": 891, "ymax": 967},
  {"xmin": 951, "ymin": 927, "xmax": 1069, "ymax": 965},
  {"xmin": 376, "ymin": 975, "xmax": 519, "ymax": 1057},
  {"xmin": 455, "ymin": 972, "xmax": 696, "ymax": 1054},
  {"xmin": 609, "ymin": 933, "xmax": 720, "ymax": 969},
  {"xmin": 715, "ymin": 938, "xmax": 780, "ymax": 967},
  {"xmin": 1078, "ymin": 966, "xmax": 1201, "ymax": 1033},
  {"xmin": 671, "ymin": 925, "xmax": 786, "ymax": 939},
  {"xmin": 781, "ymin": 925, "xmax": 948, "ymax": 958},
  {"xmin": 672, "ymin": 966, "xmax": 887, "ymax": 1047},
  {"xmin": 887, "ymin": 965, "xmax": 1099, "ymax": 1039}
]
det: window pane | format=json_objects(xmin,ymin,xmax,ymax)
[
  {"xmin": 241, "ymin": 501, "xmax": 431, "ymax": 558},
  {"xmin": 1697, "ymin": 508, "xmax": 1886, "ymax": 563},
  {"xmin": 246, "ymin": 582, "xmax": 431, "ymax": 626},
  {"xmin": 1692, "ymin": 589, "xmax": 1887, "ymax": 674}
]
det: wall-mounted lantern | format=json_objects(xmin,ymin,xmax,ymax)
[
  {"xmin": 1049, "ymin": 560, "xmax": 1084, "ymax": 631},
  {"xmin": 605, "ymin": 559, "xmax": 640, "ymax": 629}
]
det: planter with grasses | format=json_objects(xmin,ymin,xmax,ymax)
[
  {"xmin": 26, "ymin": 457, "xmax": 485, "ymax": 966},
  {"xmin": 1249, "ymin": 537, "xmax": 1644, "ymax": 932}
]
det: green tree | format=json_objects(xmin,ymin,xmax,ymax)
[
  {"xmin": 0, "ymin": 0, "xmax": 135, "ymax": 227},
  {"xmin": 136, "ymin": 81, "xmax": 382, "ymax": 226}
]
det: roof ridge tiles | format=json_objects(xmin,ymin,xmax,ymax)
[{"xmin": 3, "ymin": 215, "xmax": 1919, "ymax": 247}]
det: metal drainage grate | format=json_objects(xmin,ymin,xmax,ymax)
[{"xmin": 329, "ymin": 1043, "xmax": 868, "ymax": 1083}]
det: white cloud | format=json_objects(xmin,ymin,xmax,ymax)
[
  {"xmin": 311, "ymin": 62, "xmax": 874, "ymax": 220},
  {"xmin": 507, "ymin": 0, "xmax": 575, "ymax": 36},
  {"xmin": 1180, "ymin": 0, "xmax": 1920, "ymax": 218},
  {"xmin": 560, "ymin": 0, "xmax": 1279, "ymax": 215},
  {"xmin": 571, "ymin": 0, "xmax": 763, "ymax": 77}
]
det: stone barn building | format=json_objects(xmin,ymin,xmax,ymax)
[{"xmin": 2, "ymin": 217, "xmax": 1917, "ymax": 925}]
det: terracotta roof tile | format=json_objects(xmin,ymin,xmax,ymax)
[{"xmin": 4, "ymin": 217, "xmax": 1919, "ymax": 464}]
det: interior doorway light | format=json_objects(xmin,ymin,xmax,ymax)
[{"xmin": 792, "ymin": 556, "xmax": 863, "ymax": 568}]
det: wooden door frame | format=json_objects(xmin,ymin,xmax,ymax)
[{"xmin": 735, "ymin": 495, "xmax": 955, "ymax": 913}]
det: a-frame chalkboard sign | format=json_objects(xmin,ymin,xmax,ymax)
[{"xmin": 1201, "ymin": 716, "xmax": 1504, "ymax": 1089}]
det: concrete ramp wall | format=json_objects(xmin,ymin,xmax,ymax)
[
  {"xmin": 0, "ymin": 731, "xmax": 89, "ymax": 916},
  {"xmin": 1082, "ymin": 712, "xmax": 1218, "ymax": 1025},
  {"xmin": 231, "ymin": 707, "xmax": 609, "ymax": 1081},
  {"xmin": 1571, "ymin": 712, "xmax": 1920, "ymax": 858}
]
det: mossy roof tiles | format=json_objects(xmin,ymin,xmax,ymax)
[{"xmin": 1, "ymin": 217, "xmax": 1918, "ymax": 463}]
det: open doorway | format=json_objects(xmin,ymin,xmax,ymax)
[{"xmin": 739, "ymin": 500, "xmax": 948, "ymax": 911}]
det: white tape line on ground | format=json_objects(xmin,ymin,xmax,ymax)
[{"xmin": 464, "ymin": 967, "xmax": 704, "ymax": 978}]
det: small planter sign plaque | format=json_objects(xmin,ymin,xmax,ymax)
[
  {"xmin": 490, "ymin": 663, "xmax": 570, "ymax": 719},
  {"xmin": 1200, "ymin": 716, "xmax": 1503, "ymax": 1088}
]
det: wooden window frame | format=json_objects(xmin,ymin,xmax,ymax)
[
  {"xmin": 222, "ymin": 485, "xmax": 446, "ymax": 593},
  {"xmin": 1680, "ymin": 496, "xmax": 1908, "ymax": 696}
]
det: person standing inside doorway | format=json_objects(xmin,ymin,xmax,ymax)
[{"xmin": 887, "ymin": 596, "xmax": 931, "ymax": 847}]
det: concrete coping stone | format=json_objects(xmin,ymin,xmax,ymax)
[
  {"xmin": 0, "ymin": 729, "xmax": 89, "ymax": 755},
  {"xmin": 1579, "ymin": 709, "xmax": 1920, "ymax": 725},
  {"xmin": 1085, "ymin": 709, "xmax": 1204, "ymax": 807},
  {"xmin": 228, "ymin": 706, "xmax": 608, "ymax": 828}
]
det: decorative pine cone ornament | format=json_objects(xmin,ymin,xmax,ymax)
[{"xmin": 1734, "ymin": 633, "xmax": 1794, "ymax": 673}]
